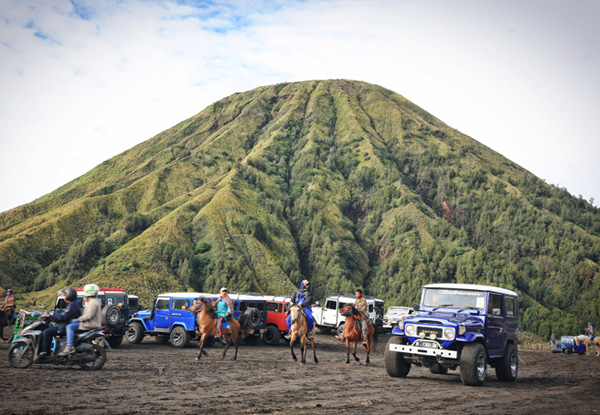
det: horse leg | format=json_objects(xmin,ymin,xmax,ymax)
[
  {"xmin": 345, "ymin": 338, "xmax": 351, "ymax": 364},
  {"xmin": 232, "ymin": 333, "xmax": 239, "ymax": 361},
  {"xmin": 221, "ymin": 332, "xmax": 230, "ymax": 360},
  {"xmin": 300, "ymin": 337, "xmax": 307, "ymax": 364},
  {"xmin": 353, "ymin": 340, "xmax": 360, "ymax": 362},
  {"xmin": 196, "ymin": 334, "xmax": 205, "ymax": 360},
  {"xmin": 311, "ymin": 337, "xmax": 318, "ymax": 364},
  {"xmin": 290, "ymin": 335, "xmax": 297, "ymax": 362},
  {"xmin": 365, "ymin": 335, "xmax": 371, "ymax": 365}
]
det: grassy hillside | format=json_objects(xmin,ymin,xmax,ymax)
[{"xmin": 1, "ymin": 80, "xmax": 599, "ymax": 338}]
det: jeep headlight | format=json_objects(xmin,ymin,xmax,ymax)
[
  {"xmin": 443, "ymin": 327, "xmax": 455, "ymax": 340},
  {"xmin": 405, "ymin": 324, "xmax": 416, "ymax": 336},
  {"xmin": 397, "ymin": 319, "xmax": 405, "ymax": 330},
  {"xmin": 458, "ymin": 323, "xmax": 466, "ymax": 336}
]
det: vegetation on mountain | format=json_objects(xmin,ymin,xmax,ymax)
[{"xmin": 1, "ymin": 80, "xmax": 598, "ymax": 338}]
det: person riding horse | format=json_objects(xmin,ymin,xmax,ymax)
[
  {"xmin": 286, "ymin": 280, "xmax": 314, "ymax": 339},
  {"xmin": 214, "ymin": 287, "xmax": 234, "ymax": 345},
  {"xmin": 587, "ymin": 322, "xmax": 595, "ymax": 340},
  {"xmin": 335, "ymin": 289, "xmax": 369, "ymax": 347}
]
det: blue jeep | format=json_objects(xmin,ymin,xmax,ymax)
[
  {"xmin": 385, "ymin": 283, "xmax": 519, "ymax": 386},
  {"xmin": 552, "ymin": 336, "xmax": 586, "ymax": 355},
  {"xmin": 228, "ymin": 293, "xmax": 267, "ymax": 344},
  {"xmin": 126, "ymin": 292, "xmax": 216, "ymax": 348}
]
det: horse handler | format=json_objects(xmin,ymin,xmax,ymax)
[{"xmin": 335, "ymin": 289, "xmax": 369, "ymax": 347}]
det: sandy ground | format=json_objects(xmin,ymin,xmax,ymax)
[{"xmin": 1, "ymin": 332, "xmax": 600, "ymax": 414}]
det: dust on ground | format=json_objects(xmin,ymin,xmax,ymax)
[{"xmin": 1, "ymin": 333, "xmax": 599, "ymax": 414}]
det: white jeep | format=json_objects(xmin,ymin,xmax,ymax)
[
  {"xmin": 312, "ymin": 293, "xmax": 384, "ymax": 335},
  {"xmin": 382, "ymin": 306, "xmax": 415, "ymax": 331}
]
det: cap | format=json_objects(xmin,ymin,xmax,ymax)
[
  {"xmin": 220, "ymin": 287, "xmax": 228, "ymax": 292},
  {"xmin": 301, "ymin": 280, "xmax": 309, "ymax": 286}
]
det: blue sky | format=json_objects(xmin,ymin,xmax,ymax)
[{"xmin": 1, "ymin": 0, "xmax": 599, "ymax": 213}]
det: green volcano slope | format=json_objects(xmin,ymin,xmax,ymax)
[{"xmin": 1, "ymin": 80, "xmax": 599, "ymax": 337}]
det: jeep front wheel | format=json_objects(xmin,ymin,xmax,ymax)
[
  {"xmin": 170, "ymin": 326, "xmax": 190, "ymax": 348},
  {"xmin": 263, "ymin": 326, "xmax": 281, "ymax": 346},
  {"xmin": 385, "ymin": 336, "xmax": 411, "ymax": 378},
  {"xmin": 495, "ymin": 343, "xmax": 518, "ymax": 382},
  {"xmin": 126, "ymin": 322, "xmax": 144, "ymax": 344},
  {"xmin": 460, "ymin": 343, "xmax": 487, "ymax": 386}
]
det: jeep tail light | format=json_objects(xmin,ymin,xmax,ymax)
[{"xmin": 458, "ymin": 323, "xmax": 466, "ymax": 336}]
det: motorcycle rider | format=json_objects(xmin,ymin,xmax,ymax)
[
  {"xmin": 38, "ymin": 288, "xmax": 82, "ymax": 360},
  {"xmin": 61, "ymin": 284, "xmax": 102, "ymax": 355}
]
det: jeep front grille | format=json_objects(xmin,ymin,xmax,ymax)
[{"xmin": 417, "ymin": 326, "xmax": 443, "ymax": 338}]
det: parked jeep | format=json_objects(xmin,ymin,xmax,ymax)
[
  {"xmin": 312, "ymin": 293, "xmax": 384, "ymax": 335},
  {"xmin": 385, "ymin": 283, "xmax": 519, "ymax": 386},
  {"xmin": 54, "ymin": 287, "xmax": 130, "ymax": 348},
  {"xmin": 228, "ymin": 293, "xmax": 267, "ymax": 344},
  {"xmin": 552, "ymin": 336, "xmax": 586, "ymax": 355},
  {"xmin": 382, "ymin": 306, "xmax": 415, "ymax": 332},
  {"xmin": 257, "ymin": 295, "xmax": 291, "ymax": 346},
  {"xmin": 127, "ymin": 292, "xmax": 213, "ymax": 347}
]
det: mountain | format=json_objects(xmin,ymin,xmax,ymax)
[{"xmin": 1, "ymin": 80, "xmax": 599, "ymax": 337}]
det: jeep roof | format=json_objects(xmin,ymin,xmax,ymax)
[
  {"xmin": 423, "ymin": 283, "xmax": 517, "ymax": 297},
  {"xmin": 157, "ymin": 292, "xmax": 214, "ymax": 299}
]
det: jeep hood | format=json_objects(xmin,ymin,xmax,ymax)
[{"xmin": 407, "ymin": 312, "xmax": 484, "ymax": 327}]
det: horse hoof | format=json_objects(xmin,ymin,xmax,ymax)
[{"xmin": 346, "ymin": 361, "xmax": 350, "ymax": 364}]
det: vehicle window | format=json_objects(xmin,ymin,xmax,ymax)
[
  {"xmin": 128, "ymin": 298, "xmax": 138, "ymax": 307},
  {"xmin": 505, "ymin": 297, "xmax": 516, "ymax": 317},
  {"xmin": 256, "ymin": 302, "xmax": 264, "ymax": 311},
  {"xmin": 266, "ymin": 302, "xmax": 279, "ymax": 313},
  {"xmin": 233, "ymin": 300, "xmax": 239, "ymax": 311},
  {"xmin": 325, "ymin": 300, "xmax": 337, "ymax": 310},
  {"xmin": 239, "ymin": 301, "xmax": 247, "ymax": 312},
  {"xmin": 55, "ymin": 299, "xmax": 67, "ymax": 310},
  {"xmin": 368, "ymin": 304, "xmax": 373, "ymax": 313},
  {"xmin": 423, "ymin": 288, "xmax": 486, "ymax": 309},
  {"xmin": 284, "ymin": 303, "xmax": 290, "ymax": 313},
  {"xmin": 487, "ymin": 294, "xmax": 502, "ymax": 316},
  {"xmin": 156, "ymin": 299, "xmax": 169, "ymax": 310},
  {"xmin": 172, "ymin": 299, "xmax": 190, "ymax": 310}
]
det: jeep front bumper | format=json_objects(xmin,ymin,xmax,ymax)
[{"xmin": 388, "ymin": 342, "xmax": 458, "ymax": 359}]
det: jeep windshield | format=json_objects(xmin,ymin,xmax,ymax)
[{"xmin": 422, "ymin": 288, "xmax": 486, "ymax": 311}]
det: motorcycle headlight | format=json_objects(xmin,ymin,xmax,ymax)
[
  {"xmin": 458, "ymin": 323, "xmax": 466, "ymax": 336},
  {"xmin": 405, "ymin": 324, "xmax": 416, "ymax": 336},
  {"xmin": 443, "ymin": 327, "xmax": 455, "ymax": 340}
]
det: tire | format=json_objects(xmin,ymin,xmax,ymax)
[
  {"xmin": 385, "ymin": 336, "xmax": 411, "ymax": 378},
  {"xmin": 101, "ymin": 305, "xmax": 121, "ymax": 327},
  {"xmin": 579, "ymin": 349, "xmax": 586, "ymax": 356},
  {"xmin": 316, "ymin": 325, "xmax": 332, "ymax": 334},
  {"xmin": 107, "ymin": 335, "xmax": 123, "ymax": 348},
  {"xmin": 244, "ymin": 308, "xmax": 261, "ymax": 329},
  {"xmin": 80, "ymin": 343, "xmax": 107, "ymax": 371},
  {"xmin": 460, "ymin": 343, "xmax": 487, "ymax": 386},
  {"xmin": 8, "ymin": 342, "xmax": 34, "ymax": 369},
  {"xmin": 429, "ymin": 363, "xmax": 448, "ymax": 374},
  {"xmin": 565, "ymin": 349, "xmax": 572, "ymax": 354},
  {"xmin": 336, "ymin": 323, "xmax": 346, "ymax": 337},
  {"xmin": 244, "ymin": 334, "xmax": 260, "ymax": 345},
  {"xmin": 495, "ymin": 343, "xmax": 518, "ymax": 382},
  {"xmin": 170, "ymin": 326, "xmax": 191, "ymax": 348},
  {"xmin": 126, "ymin": 322, "xmax": 144, "ymax": 344},
  {"xmin": 263, "ymin": 326, "xmax": 281, "ymax": 346}
]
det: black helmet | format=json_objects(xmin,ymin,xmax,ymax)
[{"xmin": 65, "ymin": 288, "xmax": 77, "ymax": 302}]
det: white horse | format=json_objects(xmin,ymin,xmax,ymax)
[{"xmin": 574, "ymin": 335, "xmax": 600, "ymax": 356}]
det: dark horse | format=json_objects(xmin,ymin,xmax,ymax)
[
  {"xmin": 337, "ymin": 304, "xmax": 377, "ymax": 364},
  {"xmin": 0, "ymin": 310, "xmax": 11, "ymax": 341},
  {"xmin": 189, "ymin": 298, "xmax": 249, "ymax": 360}
]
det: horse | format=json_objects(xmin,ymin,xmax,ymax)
[
  {"xmin": 288, "ymin": 304, "xmax": 318, "ymax": 364},
  {"xmin": 574, "ymin": 335, "xmax": 600, "ymax": 356},
  {"xmin": 0, "ymin": 310, "xmax": 9, "ymax": 341},
  {"xmin": 336, "ymin": 304, "xmax": 377, "ymax": 364},
  {"xmin": 188, "ymin": 298, "xmax": 249, "ymax": 361}
]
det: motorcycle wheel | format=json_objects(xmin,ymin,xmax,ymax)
[
  {"xmin": 8, "ymin": 343, "xmax": 34, "ymax": 368},
  {"xmin": 80, "ymin": 343, "xmax": 107, "ymax": 371}
]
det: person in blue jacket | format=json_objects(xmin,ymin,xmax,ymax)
[
  {"xmin": 285, "ymin": 280, "xmax": 314, "ymax": 339},
  {"xmin": 38, "ymin": 288, "xmax": 81, "ymax": 360}
]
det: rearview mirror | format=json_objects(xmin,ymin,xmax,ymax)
[{"xmin": 413, "ymin": 303, "xmax": 420, "ymax": 312}]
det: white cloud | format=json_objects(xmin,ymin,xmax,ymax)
[{"xmin": 0, "ymin": 0, "xmax": 599, "ymax": 213}]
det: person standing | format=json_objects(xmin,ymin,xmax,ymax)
[{"xmin": 61, "ymin": 284, "xmax": 102, "ymax": 355}]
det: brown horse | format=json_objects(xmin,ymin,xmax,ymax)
[
  {"xmin": 574, "ymin": 335, "xmax": 600, "ymax": 356},
  {"xmin": 336, "ymin": 304, "xmax": 377, "ymax": 364},
  {"xmin": 0, "ymin": 311, "xmax": 9, "ymax": 341},
  {"xmin": 288, "ymin": 304, "xmax": 318, "ymax": 364},
  {"xmin": 189, "ymin": 298, "xmax": 249, "ymax": 360}
]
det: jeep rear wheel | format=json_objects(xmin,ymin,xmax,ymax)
[
  {"xmin": 263, "ymin": 326, "xmax": 281, "ymax": 346},
  {"xmin": 429, "ymin": 363, "xmax": 448, "ymax": 375},
  {"xmin": 495, "ymin": 343, "xmax": 518, "ymax": 382},
  {"xmin": 126, "ymin": 322, "xmax": 144, "ymax": 344},
  {"xmin": 107, "ymin": 335, "xmax": 123, "ymax": 348},
  {"xmin": 170, "ymin": 326, "xmax": 190, "ymax": 348},
  {"xmin": 460, "ymin": 343, "xmax": 487, "ymax": 386},
  {"xmin": 385, "ymin": 336, "xmax": 411, "ymax": 378}
]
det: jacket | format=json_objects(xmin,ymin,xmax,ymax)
[
  {"xmin": 51, "ymin": 301, "xmax": 82, "ymax": 333},
  {"xmin": 79, "ymin": 298, "xmax": 102, "ymax": 330},
  {"xmin": 291, "ymin": 289, "xmax": 312, "ymax": 308}
]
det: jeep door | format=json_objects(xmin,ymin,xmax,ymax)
[
  {"xmin": 170, "ymin": 298, "xmax": 195, "ymax": 331},
  {"xmin": 154, "ymin": 298, "xmax": 170, "ymax": 331},
  {"xmin": 322, "ymin": 299, "xmax": 338, "ymax": 327},
  {"xmin": 485, "ymin": 293, "xmax": 506, "ymax": 358}
]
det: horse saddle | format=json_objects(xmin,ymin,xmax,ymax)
[{"xmin": 221, "ymin": 320, "xmax": 230, "ymax": 330}]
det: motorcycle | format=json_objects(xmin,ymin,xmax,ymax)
[
  {"xmin": 10, "ymin": 306, "xmax": 45, "ymax": 342},
  {"xmin": 8, "ymin": 318, "xmax": 108, "ymax": 370}
]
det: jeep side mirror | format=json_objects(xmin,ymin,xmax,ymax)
[{"xmin": 413, "ymin": 303, "xmax": 420, "ymax": 311}]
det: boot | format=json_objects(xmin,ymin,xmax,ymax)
[{"xmin": 58, "ymin": 345, "xmax": 75, "ymax": 356}]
